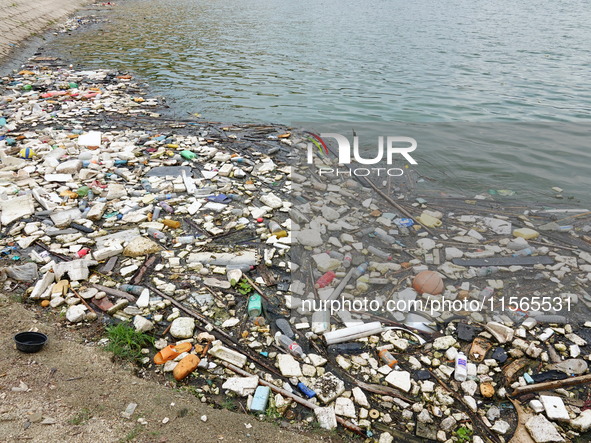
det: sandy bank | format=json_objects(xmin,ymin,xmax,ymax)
[{"xmin": 0, "ymin": 0, "xmax": 90, "ymax": 61}]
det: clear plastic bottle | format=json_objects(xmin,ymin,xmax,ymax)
[
  {"xmin": 275, "ymin": 318, "xmax": 295, "ymax": 339},
  {"xmin": 454, "ymin": 351, "xmax": 468, "ymax": 381},
  {"xmin": 374, "ymin": 227, "xmax": 396, "ymax": 244},
  {"xmin": 476, "ymin": 266, "xmax": 499, "ymax": 276},
  {"xmin": 327, "ymin": 250, "xmax": 344, "ymax": 260},
  {"xmin": 352, "ymin": 262, "xmax": 368, "ymax": 278},
  {"xmin": 277, "ymin": 334, "xmax": 305, "ymax": 358},
  {"xmin": 343, "ymin": 253, "xmax": 353, "ymax": 268},
  {"xmin": 152, "ymin": 206, "xmax": 161, "ymax": 221},
  {"xmin": 147, "ymin": 228, "xmax": 166, "ymax": 240},
  {"xmin": 367, "ymin": 245, "xmax": 392, "ymax": 260},
  {"xmin": 175, "ymin": 235, "xmax": 195, "ymax": 245},
  {"xmin": 513, "ymin": 247, "xmax": 536, "ymax": 257}
]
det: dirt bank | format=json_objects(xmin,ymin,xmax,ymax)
[
  {"xmin": 0, "ymin": 0, "xmax": 91, "ymax": 62},
  {"xmin": 0, "ymin": 294, "xmax": 320, "ymax": 442}
]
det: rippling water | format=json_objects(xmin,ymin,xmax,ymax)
[{"xmin": 51, "ymin": 0, "xmax": 591, "ymax": 202}]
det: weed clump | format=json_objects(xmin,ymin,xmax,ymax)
[{"xmin": 105, "ymin": 323, "xmax": 154, "ymax": 363}]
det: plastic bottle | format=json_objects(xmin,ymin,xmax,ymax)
[
  {"xmin": 175, "ymin": 235, "xmax": 195, "ymax": 245},
  {"xmin": 231, "ymin": 157, "xmax": 254, "ymax": 166},
  {"xmin": 277, "ymin": 334, "xmax": 305, "ymax": 358},
  {"xmin": 454, "ymin": 351, "xmax": 468, "ymax": 381},
  {"xmin": 367, "ymin": 245, "xmax": 392, "ymax": 260},
  {"xmin": 476, "ymin": 266, "xmax": 499, "ymax": 277},
  {"xmin": 120, "ymin": 284, "xmax": 146, "ymax": 296},
  {"xmin": 378, "ymin": 349, "xmax": 398, "ymax": 368},
  {"xmin": 360, "ymin": 227, "xmax": 375, "ymax": 236},
  {"xmin": 353, "ymin": 262, "xmax": 368, "ymax": 278},
  {"xmin": 247, "ymin": 293, "xmax": 263, "ymax": 317},
  {"xmin": 147, "ymin": 228, "xmax": 166, "ymax": 240},
  {"xmin": 315, "ymin": 271, "xmax": 336, "ymax": 289},
  {"xmin": 343, "ymin": 253, "xmax": 352, "ymax": 268},
  {"xmin": 275, "ymin": 318, "xmax": 295, "ymax": 339},
  {"xmin": 374, "ymin": 228, "xmax": 396, "ymax": 244},
  {"xmin": 152, "ymin": 206, "xmax": 161, "ymax": 221},
  {"xmin": 327, "ymin": 250, "xmax": 344, "ymax": 260},
  {"xmin": 159, "ymin": 201, "xmax": 174, "ymax": 214},
  {"xmin": 513, "ymin": 247, "xmax": 536, "ymax": 257},
  {"xmin": 155, "ymin": 193, "xmax": 177, "ymax": 201}
]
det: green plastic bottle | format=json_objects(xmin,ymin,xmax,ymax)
[{"xmin": 247, "ymin": 293, "xmax": 262, "ymax": 317}]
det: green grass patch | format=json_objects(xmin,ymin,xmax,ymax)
[
  {"xmin": 68, "ymin": 408, "xmax": 92, "ymax": 426},
  {"xmin": 105, "ymin": 323, "xmax": 154, "ymax": 364},
  {"xmin": 119, "ymin": 425, "xmax": 142, "ymax": 443}
]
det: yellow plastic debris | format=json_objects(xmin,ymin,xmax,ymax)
[
  {"xmin": 513, "ymin": 227, "xmax": 539, "ymax": 240},
  {"xmin": 417, "ymin": 213, "xmax": 442, "ymax": 228}
]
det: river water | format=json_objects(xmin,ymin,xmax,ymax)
[{"xmin": 51, "ymin": 0, "xmax": 591, "ymax": 203}]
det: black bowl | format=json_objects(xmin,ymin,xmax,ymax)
[{"xmin": 14, "ymin": 332, "xmax": 48, "ymax": 353}]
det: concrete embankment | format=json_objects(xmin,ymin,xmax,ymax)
[{"xmin": 0, "ymin": 0, "xmax": 89, "ymax": 61}]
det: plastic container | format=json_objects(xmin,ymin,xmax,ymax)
[
  {"xmin": 454, "ymin": 351, "xmax": 468, "ymax": 381},
  {"xmin": 378, "ymin": 349, "xmax": 398, "ymax": 368},
  {"xmin": 249, "ymin": 386, "xmax": 271, "ymax": 412},
  {"xmin": 297, "ymin": 382, "xmax": 316, "ymax": 398},
  {"xmin": 417, "ymin": 213, "xmax": 442, "ymax": 228},
  {"xmin": 180, "ymin": 150, "xmax": 196, "ymax": 161},
  {"xmin": 268, "ymin": 220, "xmax": 287, "ymax": 238},
  {"xmin": 247, "ymin": 293, "xmax": 263, "ymax": 317},
  {"xmin": 14, "ymin": 332, "xmax": 48, "ymax": 353}
]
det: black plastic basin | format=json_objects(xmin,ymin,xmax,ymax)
[{"xmin": 14, "ymin": 332, "xmax": 48, "ymax": 353}]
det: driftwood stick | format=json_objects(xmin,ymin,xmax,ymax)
[
  {"xmin": 511, "ymin": 374, "xmax": 591, "ymax": 397},
  {"xmin": 91, "ymin": 283, "xmax": 136, "ymax": 302},
  {"xmin": 70, "ymin": 286, "xmax": 96, "ymax": 314},
  {"xmin": 129, "ymin": 254, "xmax": 159, "ymax": 285}
]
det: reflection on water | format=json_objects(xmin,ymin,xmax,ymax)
[{"xmin": 51, "ymin": 0, "xmax": 591, "ymax": 202}]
